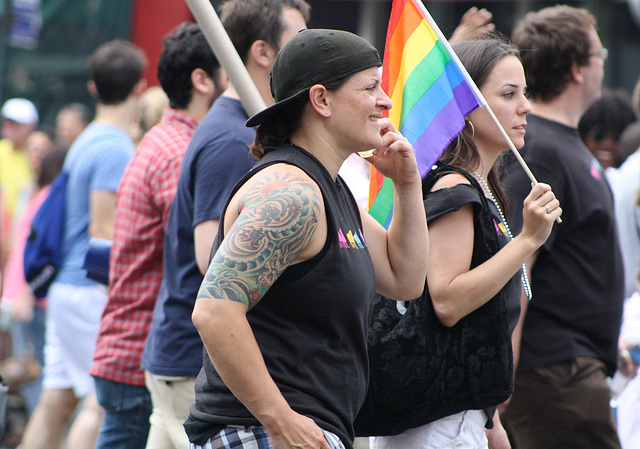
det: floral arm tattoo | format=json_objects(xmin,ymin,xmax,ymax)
[{"xmin": 198, "ymin": 170, "xmax": 321, "ymax": 310}]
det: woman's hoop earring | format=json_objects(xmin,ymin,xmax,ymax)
[{"xmin": 466, "ymin": 120, "xmax": 475, "ymax": 138}]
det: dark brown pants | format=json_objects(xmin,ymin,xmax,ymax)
[{"xmin": 502, "ymin": 357, "xmax": 621, "ymax": 449}]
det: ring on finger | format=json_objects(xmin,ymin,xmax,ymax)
[{"xmin": 545, "ymin": 205, "xmax": 552, "ymax": 214}]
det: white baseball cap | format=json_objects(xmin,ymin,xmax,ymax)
[{"xmin": 1, "ymin": 98, "xmax": 39, "ymax": 126}]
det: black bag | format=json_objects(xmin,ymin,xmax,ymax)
[{"xmin": 354, "ymin": 162, "xmax": 513, "ymax": 437}]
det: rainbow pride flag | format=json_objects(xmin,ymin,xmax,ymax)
[{"xmin": 368, "ymin": 0, "xmax": 485, "ymax": 227}]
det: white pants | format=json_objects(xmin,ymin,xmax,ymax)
[
  {"xmin": 370, "ymin": 410, "xmax": 488, "ymax": 449},
  {"xmin": 43, "ymin": 282, "xmax": 107, "ymax": 397},
  {"xmin": 145, "ymin": 371, "xmax": 195, "ymax": 449},
  {"xmin": 616, "ymin": 373, "xmax": 640, "ymax": 449}
]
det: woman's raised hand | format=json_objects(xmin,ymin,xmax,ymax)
[
  {"xmin": 364, "ymin": 118, "xmax": 420, "ymax": 187},
  {"xmin": 520, "ymin": 182, "xmax": 562, "ymax": 247}
]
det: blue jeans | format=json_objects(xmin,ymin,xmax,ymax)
[{"xmin": 94, "ymin": 376, "xmax": 153, "ymax": 449}]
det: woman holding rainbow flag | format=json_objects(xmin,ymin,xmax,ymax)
[{"xmin": 366, "ymin": 37, "xmax": 561, "ymax": 449}]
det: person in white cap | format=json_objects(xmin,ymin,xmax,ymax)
[{"xmin": 0, "ymin": 97, "xmax": 39, "ymax": 220}]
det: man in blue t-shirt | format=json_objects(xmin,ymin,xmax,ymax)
[
  {"xmin": 21, "ymin": 40, "xmax": 147, "ymax": 449},
  {"xmin": 140, "ymin": 1, "xmax": 310, "ymax": 447}
]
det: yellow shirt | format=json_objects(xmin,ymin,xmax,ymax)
[{"xmin": 0, "ymin": 139, "xmax": 35, "ymax": 220}]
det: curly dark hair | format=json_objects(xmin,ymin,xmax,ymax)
[
  {"xmin": 578, "ymin": 89, "xmax": 636, "ymax": 168},
  {"xmin": 158, "ymin": 22, "xmax": 222, "ymax": 110},
  {"xmin": 578, "ymin": 89, "xmax": 635, "ymax": 142}
]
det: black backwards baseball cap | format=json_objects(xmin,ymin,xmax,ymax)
[{"xmin": 246, "ymin": 29, "xmax": 382, "ymax": 128}]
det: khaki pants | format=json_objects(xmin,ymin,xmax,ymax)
[
  {"xmin": 502, "ymin": 357, "xmax": 621, "ymax": 449},
  {"xmin": 145, "ymin": 371, "xmax": 195, "ymax": 449}
]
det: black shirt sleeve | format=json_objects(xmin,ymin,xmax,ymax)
[{"xmin": 425, "ymin": 183, "xmax": 483, "ymax": 224}]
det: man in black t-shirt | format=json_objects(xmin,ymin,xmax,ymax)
[{"xmin": 500, "ymin": 6, "xmax": 624, "ymax": 449}]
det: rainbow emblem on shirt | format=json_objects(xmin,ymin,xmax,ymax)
[
  {"xmin": 493, "ymin": 219, "xmax": 505, "ymax": 237},
  {"xmin": 590, "ymin": 159, "xmax": 602, "ymax": 180},
  {"xmin": 338, "ymin": 229, "xmax": 366, "ymax": 249}
]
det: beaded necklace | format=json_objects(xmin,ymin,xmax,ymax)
[{"xmin": 473, "ymin": 171, "xmax": 533, "ymax": 300}]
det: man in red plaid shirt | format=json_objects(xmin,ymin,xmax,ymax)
[{"xmin": 89, "ymin": 23, "xmax": 227, "ymax": 449}]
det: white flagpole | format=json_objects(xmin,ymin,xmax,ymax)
[
  {"xmin": 413, "ymin": 0, "xmax": 561, "ymax": 222},
  {"xmin": 184, "ymin": 0, "xmax": 267, "ymax": 117}
]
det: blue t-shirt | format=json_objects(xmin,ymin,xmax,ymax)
[
  {"xmin": 142, "ymin": 96, "xmax": 256, "ymax": 376},
  {"xmin": 56, "ymin": 123, "xmax": 134, "ymax": 286}
]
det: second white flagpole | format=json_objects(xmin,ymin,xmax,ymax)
[{"xmin": 184, "ymin": 0, "xmax": 267, "ymax": 117}]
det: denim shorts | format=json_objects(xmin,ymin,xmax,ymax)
[{"xmin": 191, "ymin": 425, "xmax": 346, "ymax": 449}]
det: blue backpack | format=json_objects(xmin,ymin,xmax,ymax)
[{"xmin": 23, "ymin": 171, "xmax": 68, "ymax": 298}]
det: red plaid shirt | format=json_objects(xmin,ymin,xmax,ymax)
[{"xmin": 90, "ymin": 109, "xmax": 198, "ymax": 386}]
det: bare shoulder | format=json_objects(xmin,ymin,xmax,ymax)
[{"xmin": 430, "ymin": 172, "xmax": 471, "ymax": 192}]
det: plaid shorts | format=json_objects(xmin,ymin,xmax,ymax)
[{"xmin": 190, "ymin": 425, "xmax": 346, "ymax": 449}]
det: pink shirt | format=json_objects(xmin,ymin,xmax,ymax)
[{"xmin": 3, "ymin": 186, "xmax": 50, "ymax": 306}]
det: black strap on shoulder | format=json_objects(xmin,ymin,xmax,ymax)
[{"xmin": 422, "ymin": 161, "xmax": 486, "ymax": 204}]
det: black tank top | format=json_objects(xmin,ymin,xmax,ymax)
[{"xmin": 186, "ymin": 144, "xmax": 376, "ymax": 449}]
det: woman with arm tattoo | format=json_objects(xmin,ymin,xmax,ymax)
[{"xmin": 184, "ymin": 29, "xmax": 428, "ymax": 449}]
